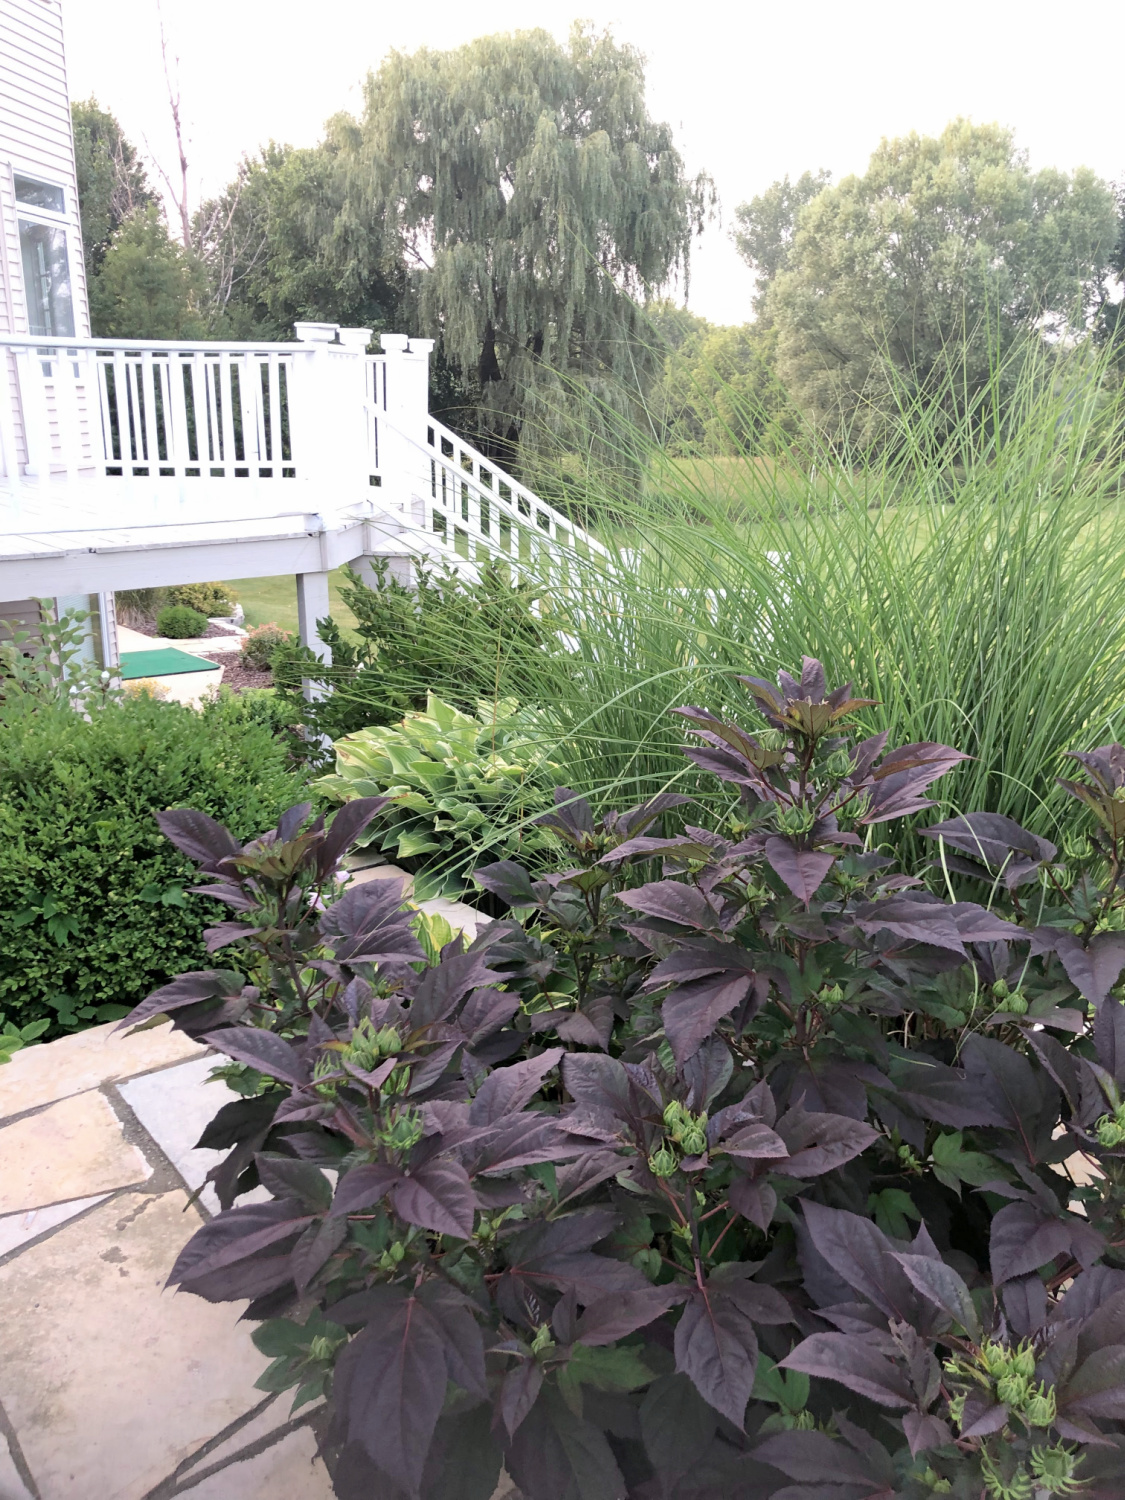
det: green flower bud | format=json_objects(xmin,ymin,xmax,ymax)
[
  {"xmin": 999, "ymin": 990, "xmax": 1029, "ymax": 1015},
  {"xmin": 308, "ymin": 1334, "xmax": 337, "ymax": 1362},
  {"xmin": 996, "ymin": 1372, "xmax": 1031, "ymax": 1409},
  {"xmin": 679, "ymin": 1127, "xmax": 707, "ymax": 1157},
  {"xmin": 992, "ymin": 978, "xmax": 1010, "ymax": 1000},
  {"xmin": 663, "ymin": 1100, "xmax": 685, "ymax": 1132},
  {"xmin": 530, "ymin": 1324, "xmax": 554, "ymax": 1354},
  {"xmin": 648, "ymin": 1145, "xmax": 678, "ymax": 1179},
  {"xmin": 1010, "ymin": 1344, "xmax": 1037, "ymax": 1381},
  {"xmin": 1023, "ymin": 1387, "xmax": 1057, "ymax": 1429},
  {"xmin": 1029, "ymin": 1443, "xmax": 1077, "ymax": 1490},
  {"xmin": 819, "ymin": 983, "xmax": 845, "ymax": 1007},
  {"xmin": 1096, "ymin": 1111, "xmax": 1125, "ymax": 1149}
]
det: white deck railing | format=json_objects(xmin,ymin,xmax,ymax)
[{"xmin": 0, "ymin": 329, "xmax": 599, "ymax": 579}]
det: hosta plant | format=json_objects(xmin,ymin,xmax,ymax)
[
  {"xmin": 122, "ymin": 659, "xmax": 1125, "ymax": 1499},
  {"xmin": 316, "ymin": 693, "xmax": 560, "ymax": 898}
]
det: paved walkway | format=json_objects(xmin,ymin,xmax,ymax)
[{"xmin": 0, "ymin": 897, "xmax": 482, "ymax": 1500}]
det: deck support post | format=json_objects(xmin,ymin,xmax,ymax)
[{"xmin": 296, "ymin": 569, "xmax": 332, "ymax": 702}]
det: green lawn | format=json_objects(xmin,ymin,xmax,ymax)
[{"xmin": 222, "ymin": 569, "xmax": 361, "ymax": 637}]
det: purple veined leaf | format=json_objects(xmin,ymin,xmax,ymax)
[
  {"xmin": 957, "ymin": 1392, "xmax": 1009, "ymax": 1439},
  {"xmin": 505, "ymin": 1384, "xmax": 626, "ymax": 1500},
  {"xmin": 560, "ymin": 1052, "xmax": 633, "ymax": 1118},
  {"xmin": 470, "ymin": 1114, "xmax": 590, "ymax": 1175},
  {"xmin": 616, "ymin": 880, "xmax": 722, "ymax": 931},
  {"xmin": 155, "ymin": 808, "xmax": 241, "ymax": 871},
  {"xmin": 497, "ymin": 1359, "xmax": 545, "ymax": 1438},
  {"xmin": 921, "ymin": 812, "xmax": 1056, "ymax": 869},
  {"xmin": 990, "ymin": 1201, "xmax": 1073, "ymax": 1285},
  {"xmin": 754, "ymin": 1429, "xmax": 888, "ymax": 1487},
  {"xmin": 575, "ymin": 1286, "xmax": 690, "ymax": 1346},
  {"xmin": 552, "ymin": 1151, "xmax": 627, "ymax": 1209},
  {"xmin": 392, "ymin": 1159, "xmax": 477, "ymax": 1239},
  {"xmin": 775, "ymin": 1108, "xmax": 880, "ymax": 1178},
  {"xmin": 901, "ymin": 1411, "xmax": 953, "ymax": 1458},
  {"xmin": 468, "ymin": 1048, "xmax": 564, "ymax": 1126},
  {"xmin": 316, "ymin": 796, "xmax": 389, "ymax": 879},
  {"xmin": 891, "ymin": 1253, "xmax": 980, "ymax": 1341},
  {"xmin": 201, "ymin": 1028, "xmax": 307, "ymax": 1087},
  {"xmin": 342, "ymin": 1055, "xmax": 399, "ymax": 1091},
  {"xmin": 1033, "ymin": 929, "xmax": 1125, "ymax": 1009},
  {"xmin": 849, "ymin": 731, "xmax": 889, "ymax": 783},
  {"xmin": 664, "ymin": 971, "xmax": 756, "ymax": 1066},
  {"xmin": 1095, "ymin": 1001, "xmax": 1125, "ymax": 1085},
  {"xmin": 411, "ymin": 951, "xmax": 507, "ymax": 1032},
  {"xmin": 416, "ymin": 1281, "xmax": 488, "ymax": 1399},
  {"xmin": 534, "ymin": 787, "xmax": 596, "ymax": 842},
  {"xmin": 318, "ymin": 878, "xmax": 425, "ymax": 967},
  {"xmin": 329, "ymin": 1163, "xmax": 404, "ymax": 1219},
  {"xmin": 203, "ymin": 921, "xmax": 252, "ymax": 953},
  {"xmin": 290, "ymin": 1216, "xmax": 348, "ymax": 1292},
  {"xmin": 336, "ymin": 1293, "xmax": 449, "ymax": 1494},
  {"xmin": 780, "ymin": 1332, "xmax": 913, "ymax": 1409},
  {"xmin": 764, "ymin": 837, "xmax": 836, "ymax": 907},
  {"xmin": 459, "ymin": 986, "xmax": 520, "ymax": 1046},
  {"xmin": 499, "ymin": 1210, "xmax": 650, "ymax": 1318},
  {"xmin": 114, "ymin": 968, "xmax": 246, "ymax": 1032},
  {"xmin": 729, "ymin": 1175, "xmax": 777, "ymax": 1231},
  {"xmin": 597, "ymin": 834, "xmax": 704, "ymax": 866},
  {"xmin": 1057, "ymin": 1346, "xmax": 1125, "ymax": 1420},
  {"xmin": 473, "ymin": 860, "xmax": 541, "ymax": 908},
  {"xmin": 642, "ymin": 940, "xmax": 760, "ymax": 991},
  {"xmin": 871, "ymin": 742, "xmax": 969, "ymax": 784},
  {"xmin": 799, "ymin": 656, "xmax": 827, "ymax": 701},
  {"xmin": 254, "ymin": 1154, "xmax": 333, "ymax": 1213},
  {"xmin": 800, "ymin": 1202, "xmax": 914, "ymax": 1322},
  {"xmin": 959, "ymin": 1033, "xmax": 1058, "ymax": 1147},
  {"xmin": 167, "ymin": 1198, "xmax": 314, "ymax": 1287},
  {"xmin": 713, "ymin": 1276, "xmax": 794, "ymax": 1326},
  {"xmin": 674, "ymin": 1283, "xmax": 760, "ymax": 1429},
  {"xmin": 948, "ymin": 903, "xmax": 1022, "ymax": 944},
  {"xmin": 851, "ymin": 899, "xmax": 966, "ymax": 955},
  {"xmin": 717, "ymin": 1122, "xmax": 789, "ymax": 1160},
  {"xmin": 682, "ymin": 1036, "xmax": 735, "ymax": 1112},
  {"xmin": 276, "ymin": 801, "xmax": 313, "ymax": 843}
]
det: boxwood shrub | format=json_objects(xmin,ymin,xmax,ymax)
[{"xmin": 0, "ymin": 693, "xmax": 307, "ymax": 1038}]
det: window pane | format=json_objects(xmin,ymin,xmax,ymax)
[
  {"xmin": 19, "ymin": 221, "xmax": 75, "ymax": 337},
  {"xmin": 14, "ymin": 174, "xmax": 65, "ymax": 214}
]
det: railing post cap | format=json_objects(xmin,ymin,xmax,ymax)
[
  {"xmin": 293, "ymin": 322, "xmax": 340, "ymax": 343},
  {"xmin": 337, "ymin": 327, "xmax": 374, "ymax": 349},
  {"xmin": 379, "ymin": 333, "xmax": 435, "ymax": 357}
]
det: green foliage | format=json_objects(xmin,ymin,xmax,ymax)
[
  {"xmin": 654, "ymin": 320, "xmax": 795, "ymax": 455},
  {"xmin": 167, "ymin": 582, "xmax": 235, "ymax": 616},
  {"xmin": 155, "ymin": 603, "xmax": 209, "ymax": 639},
  {"xmin": 240, "ymin": 622, "xmax": 292, "ymax": 671},
  {"xmin": 71, "ymin": 98, "xmax": 156, "ymax": 280},
  {"xmin": 273, "ymin": 558, "xmax": 557, "ymax": 746},
  {"xmin": 316, "ymin": 694, "xmax": 559, "ymax": 896},
  {"xmin": 0, "ymin": 694, "xmax": 306, "ymax": 1038},
  {"xmin": 88, "ymin": 207, "xmax": 207, "ymax": 340},
  {"xmin": 732, "ymin": 168, "xmax": 832, "ymax": 315},
  {"xmin": 358, "ymin": 23, "xmax": 712, "ymax": 460},
  {"xmin": 517, "ymin": 336, "xmax": 1125, "ymax": 862},
  {"xmin": 752, "ymin": 120, "xmax": 1118, "ymax": 441},
  {"xmin": 0, "ymin": 601, "xmax": 111, "ymax": 712}
]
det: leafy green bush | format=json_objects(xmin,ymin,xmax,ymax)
[
  {"xmin": 240, "ymin": 622, "xmax": 291, "ymax": 670},
  {"xmin": 316, "ymin": 693, "xmax": 560, "ymax": 896},
  {"xmin": 167, "ymin": 581, "xmax": 235, "ymax": 616},
  {"xmin": 272, "ymin": 557, "xmax": 560, "ymax": 744},
  {"xmin": 155, "ymin": 603, "xmax": 209, "ymax": 638},
  {"xmin": 1, "ymin": 600, "xmax": 113, "ymax": 711},
  {"xmin": 131, "ymin": 655, "xmax": 1125, "ymax": 1500},
  {"xmin": 0, "ymin": 693, "xmax": 307, "ymax": 1038}
]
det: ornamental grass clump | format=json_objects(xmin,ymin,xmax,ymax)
[{"xmin": 123, "ymin": 657, "xmax": 1125, "ymax": 1499}]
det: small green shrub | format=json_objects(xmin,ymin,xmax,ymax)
[
  {"xmin": 315, "ymin": 693, "xmax": 559, "ymax": 896},
  {"xmin": 155, "ymin": 603, "xmax": 209, "ymax": 639},
  {"xmin": 0, "ymin": 693, "xmax": 307, "ymax": 1038},
  {"xmin": 1, "ymin": 602, "xmax": 113, "ymax": 711},
  {"xmin": 167, "ymin": 582, "xmax": 235, "ymax": 616},
  {"xmin": 241, "ymin": 622, "xmax": 291, "ymax": 671}
]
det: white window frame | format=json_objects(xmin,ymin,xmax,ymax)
[{"xmin": 11, "ymin": 166, "xmax": 76, "ymax": 338}]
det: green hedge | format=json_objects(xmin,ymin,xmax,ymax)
[{"xmin": 0, "ymin": 694, "xmax": 307, "ymax": 1037}]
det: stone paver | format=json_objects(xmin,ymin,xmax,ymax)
[
  {"xmin": 183, "ymin": 1427, "xmax": 332, "ymax": 1499},
  {"xmin": 0, "ymin": 1019, "xmax": 204, "ymax": 1120},
  {"xmin": 0, "ymin": 1090, "xmax": 151, "ymax": 1216},
  {"xmin": 0, "ymin": 1194, "xmax": 108, "ymax": 1259},
  {"xmin": 119, "ymin": 1056, "xmax": 271, "ymax": 1215},
  {"xmin": 0, "ymin": 1434, "xmax": 34, "ymax": 1500},
  {"xmin": 0, "ymin": 1189, "xmax": 271, "ymax": 1500}
]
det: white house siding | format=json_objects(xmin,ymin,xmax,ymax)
[{"xmin": 0, "ymin": 0, "xmax": 90, "ymax": 339}]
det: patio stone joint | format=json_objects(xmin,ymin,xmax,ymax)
[
  {"xmin": 144, "ymin": 1399, "xmax": 325, "ymax": 1497},
  {"xmin": 0, "ymin": 1394, "xmax": 40, "ymax": 1500}
]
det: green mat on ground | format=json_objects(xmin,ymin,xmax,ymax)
[{"xmin": 119, "ymin": 648, "xmax": 219, "ymax": 680}]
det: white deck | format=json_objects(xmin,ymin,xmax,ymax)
[{"xmin": 0, "ymin": 325, "xmax": 604, "ymax": 614}]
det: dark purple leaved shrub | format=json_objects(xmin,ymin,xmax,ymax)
[{"xmin": 120, "ymin": 660, "xmax": 1125, "ymax": 1499}]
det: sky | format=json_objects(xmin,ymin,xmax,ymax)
[{"xmin": 63, "ymin": 0, "xmax": 1123, "ymax": 327}]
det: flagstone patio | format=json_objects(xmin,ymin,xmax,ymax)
[{"xmin": 0, "ymin": 896, "xmax": 484, "ymax": 1500}]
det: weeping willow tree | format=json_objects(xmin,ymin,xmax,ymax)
[{"xmin": 355, "ymin": 23, "xmax": 713, "ymax": 467}]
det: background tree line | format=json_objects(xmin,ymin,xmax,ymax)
[{"xmin": 74, "ymin": 27, "xmax": 1125, "ymax": 467}]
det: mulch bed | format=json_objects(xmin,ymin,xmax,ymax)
[
  {"xmin": 200, "ymin": 654, "xmax": 272, "ymax": 692},
  {"xmin": 121, "ymin": 612, "xmax": 241, "ymax": 641}
]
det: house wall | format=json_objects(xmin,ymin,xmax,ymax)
[{"xmin": 0, "ymin": 0, "xmax": 90, "ymax": 340}]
